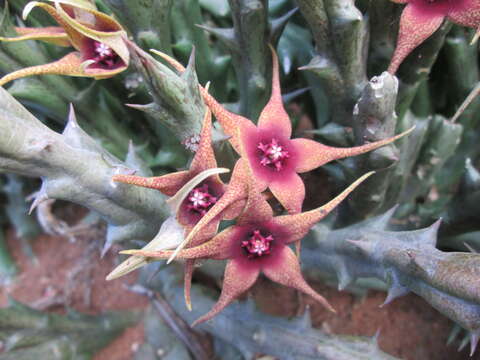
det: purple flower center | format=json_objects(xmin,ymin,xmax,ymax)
[
  {"xmin": 241, "ymin": 230, "xmax": 274, "ymax": 258},
  {"xmin": 92, "ymin": 41, "xmax": 120, "ymax": 68},
  {"xmin": 257, "ymin": 138, "xmax": 290, "ymax": 171},
  {"xmin": 186, "ymin": 184, "xmax": 217, "ymax": 216}
]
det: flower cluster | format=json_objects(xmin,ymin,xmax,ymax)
[{"xmin": 108, "ymin": 46, "xmax": 412, "ymax": 325}]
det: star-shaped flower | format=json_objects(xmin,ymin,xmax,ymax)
[
  {"xmin": 121, "ymin": 171, "xmax": 374, "ymax": 325},
  {"xmin": 109, "ymin": 108, "xmax": 244, "ymax": 309},
  {"xmin": 388, "ymin": 0, "xmax": 480, "ymax": 74},
  {"xmin": 153, "ymin": 47, "xmax": 412, "ymax": 215},
  {"xmin": 0, "ymin": 0, "xmax": 129, "ymax": 86}
]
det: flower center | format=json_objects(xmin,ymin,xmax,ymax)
[
  {"xmin": 241, "ymin": 230, "xmax": 274, "ymax": 258},
  {"xmin": 257, "ymin": 138, "xmax": 290, "ymax": 171},
  {"xmin": 93, "ymin": 41, "xmax": 120, "ymax": 68},
  {"xmin": 186, "ymin": 184, "xmax": 217, "ymax": 216}
]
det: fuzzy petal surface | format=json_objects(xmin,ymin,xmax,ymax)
[
  {"xmin": 236, "ymin": 177, "xmax": 274, "ymax": 225},
  {"xmin": 121, "ymin": 225, "xmax": 236, "ymax": 260},
  {"xmin": 269, "ymin": 173, "xmax": 305, "ymax": 214},
  {"xmin": 190, "ymin": 108, "xmax": 218, "ymax": 174},
  {"xmin": 388, "ymin": 2, "xmax": 445, "ymax": 73},
  {"xmin": 112, "ymin": 171, "xmax": 191, "ymax": 197},
  {"xmin": 202, "ymin": 91, "xmax": 253, "ymax": 153},
  {"xmin": 0, "ymin": 26, "xmax": 70, "ymax": 46},
  {"xmin": 274, "ymin": 172, "xmax": 375, "ymax": 244},
  {"xmin": 262, "ymin": 246, "xmax": 334, "ymax": 312},
  {"xmin": 181, "ymin": 159, "xmax": 250, "ymax": 247},
  {"xmin": 192, "ymin": 259, "xmax": 260, "ymax": 326},
  {"xmin": 183, "ymin": 259, "xmax": 196, "ymax": 311},
  {"xmin": 292, "ymin": 127, "xmax": 414, "ymax": 173},
  {"xmin": 447, "ymin": 0, "xmax": 480, "ymax": 28},
  {"xmin": 257, "ymin": 45, "xmax": 291, "ymax": 138}
]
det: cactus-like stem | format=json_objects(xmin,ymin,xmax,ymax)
[
  {"xmin": 297, "ymin": 0, "xmax": 368, "ymax": 126},
  {"xmin": 170, "ymin": 0, "xmax": 231, "ymax": 100},
  {"xmin": 3, "ymin": 174, "xmax": 40, "ymax": 242},
  {"xmin": 400, "ymin": 116, "xmax": 463, "ymax": 221},
  {"xmin": 301, "ymin": 210, "xmax": 480, "ymax": 355},
  {"xmin": 139, "ymin": 264, "xmax": 398, "ymax": 360},
  {"xmin": 0, "ymin": 298, "xmax": 141, "ymax": 358},
  {"xmin": 126, "ymin": 41, "xmax": 205, "ymax": 145},
  {"xmin": 0, "ymin": 88, "xmax": 170, "ymax": 248},
  {"xmin": 347, "ymin": 72, "xmax": 399, "ymax": 219},
  {"xmin": 0, "ymin": 227, "xmax": 17, "ymax": 283},
  {"xmin": 134, "ymin": 306, "xmax": 192, "ymax": 360},
  {"xmin": 227, "ymin": 0, "xmax": 269, "ymax": 119},
  {"xmin": 443, "ymin": 159, "xmax": 480, "ymax": 236}
]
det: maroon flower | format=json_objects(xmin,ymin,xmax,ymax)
[
  {"xmin": 121, "ymin": 171, "xmax": 374, "ymax": 325},
  {"xmin": 152, "ymin": 46, "xmax": 412, "ymax": 215},
  {"xmin": 388, "ymin": 0, "xmax": 480, "ymax": 74},
  {"xmin": 111, "ymin": 108, "xmax": 244, "ymax": 309}
]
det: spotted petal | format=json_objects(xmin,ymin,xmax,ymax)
[
  {"xmin": 0, "ymin": 51, "xmax": 124, "ymax": 86},
  {"xmin": 262, "ymin": 246, "xmax": 334, "ymax": 312},
  {"xmin": 269, "ymin": 172, "xmax": 305, "ymax": 214},
  {"xmin": 121, "ymin": 225, "xmax": 236, "ymax": 260},
  {"xmin": 0, "ymin": 26, "xmax": 70, "ymax": 46},
  {"xmin": 236, "ymin": 175, "xmax": 273, "ymax": 225},
  {"xmin": 190, "ymin": 108, "xmax": 218, "ymax": 174},
  {"xmin": 257, "ymin": 45, "xmax": 291, "ymax": 138},
  {"xmin": 388, "ymin": 2, "xmax": 446, "ymax": 74},
  {"xmin": 22, "ymin": 2, "xmax": 86, "ymax": 50},
  {"xmin": 273, "ymin": 171, "xmax": 375, "ymax": 243},
  {"xmin": 292, "ymin": 127, "xmax": 414, "ymax": 173},
  {"xmin": 447, "ymin": 0, "xmax": 480, "ymax": 29},
  {"xmin": 112, "ymin": 171, "xmax": 191, "ymax": 197},
  {"xmin": 180, "ymin": 159, "xmax": 250, "ymax": 252},
  {"xmin": 192, "ymin": 259, "xmax": 260, "ymax": 326}
]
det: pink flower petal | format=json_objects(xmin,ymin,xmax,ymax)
[
  {"xmin": 112, "ymin": 171, "xmax": 191, "ymax": 196},
  {"xmin": 183, "ymin": 259, "xmax": 196, "ymax": 311},
  {"xmin": 269, "ymin": 173, "xmax": 305, "ymax": 214},
  {"xmin": 388, "ymin": 2, "xmax": 446, "ymax": 74},
  {"xmin": 122, "ymin": 226, "xmax": 236, "ymax": 260},
  {"xmin": 181, "ymin": 160, "xmax": 250, "ymax": 248},
  {"xmin": 292, "ymin": 128, "xmax": 413, "ymax": 173},
  {"xmin": 262, "ymin": 246, "xmax": 335, "ymax": 312},
  {"xmin": 192, "ymin": 259, "xmax": 260, "ymax": 326},
  {"xmin": 447, "ymin": 0, "xmax": 480, "ymax": 28},
  {"xmin": 202, "ymin": 90, "xmax": 252, "ymax": 154},
  {"xmin": 273, "ymin": 171, "xmax": 375, "ymax": 244},
  {"xmin": 236, "ymin": 179, "xmax": 274, "ymax": 225},
  {"xmin": 239, "ymin": 124, "xmax": 297, "ymax": 185},
  {"xmin": 190, "ymin": 108, "xmax": 219, "ymax": 174},
  {"xmin": 257, "ymin": 46, "xmax": 291, "ymax": 138}
]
